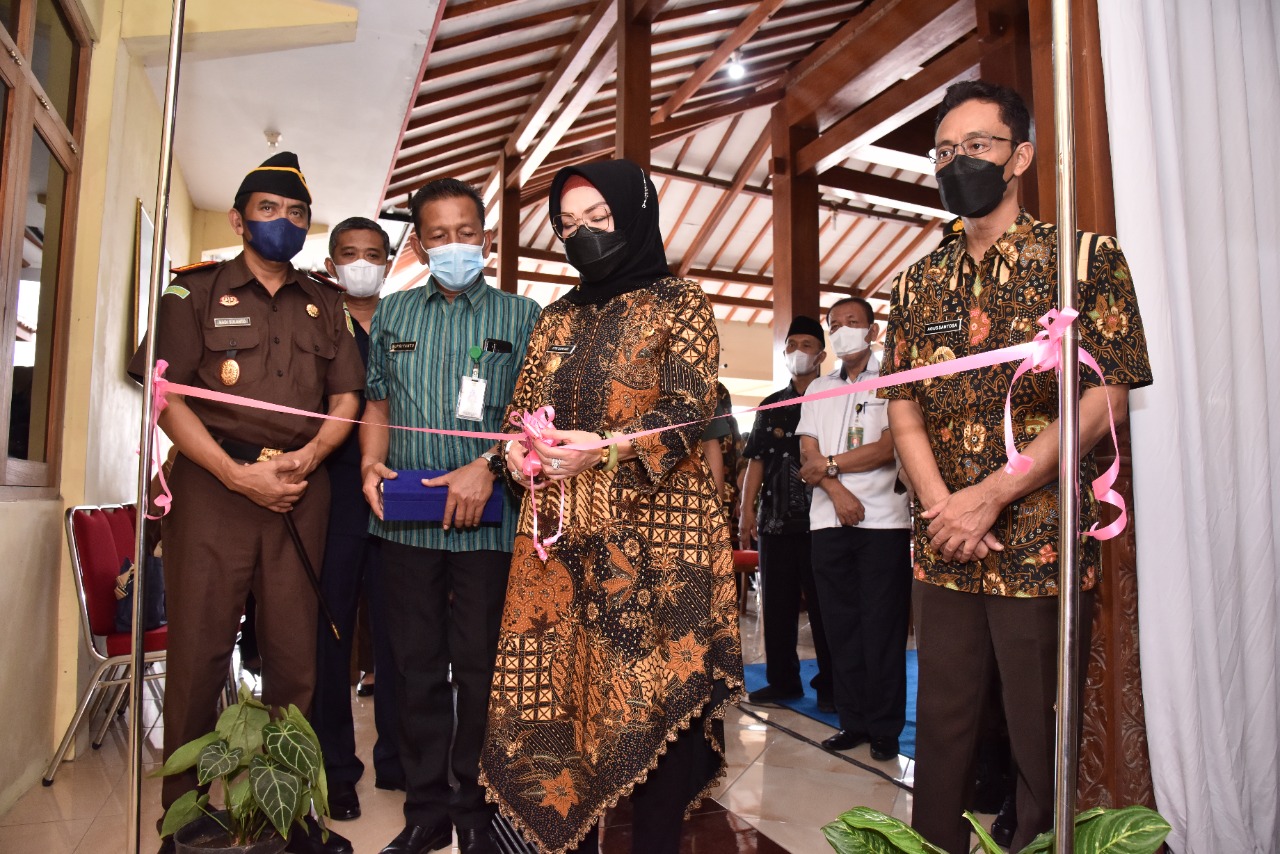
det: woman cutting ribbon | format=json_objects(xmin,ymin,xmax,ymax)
[{"xmin": 479, "ymin": 159, "xmax": 744, "ymax": 854}]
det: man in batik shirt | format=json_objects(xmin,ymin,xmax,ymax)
[{"xmin": 879, "ymin": 80, "xmax": 1153, "ymax": 853}]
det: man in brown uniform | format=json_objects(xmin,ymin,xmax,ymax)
[{"xmin": 130, "ymin": 152, "xmax": 364, "ymax": 854}]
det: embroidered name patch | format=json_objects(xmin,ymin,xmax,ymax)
[
  {"xmin": 924, "ymin": 319, "xmax": 962, "ymax": 336},
  {"xmin": 214, "ymin": 317, "xmax": 251, "ymax": 327},
  {"xmin": 390, "ymin": 341, "xmax": 417, "ymax": 352}
]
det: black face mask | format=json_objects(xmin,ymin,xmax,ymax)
[
  {"xmin": 936, "ymin": 153, "xmax": 1014, "ymax": 219},
  {"xmin": 563, "ymin": 229, "xmax": 628, "ymax": 283}
]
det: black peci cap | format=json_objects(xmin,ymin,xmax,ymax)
[
  {"xmin": 235, "ymin": 151, "xmax": 311, "ymax": 205},
  {"xmin": 786, "ymin": 315, "xmax": 825, "ymax": 348}
]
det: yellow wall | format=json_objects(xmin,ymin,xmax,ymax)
[{"xmin": 0, "ymin": 0, "xmax": 194, "ymax": 814}]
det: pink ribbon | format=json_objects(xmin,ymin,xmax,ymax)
[
  {"xmin": 145, "ymin": 312, "xmax": 1127, "ymax": 543},
  {"xmin": 145, "ymin": 360, "xmax": 174, "ymax": 520},
  {"xmin": 1000, "ymin": 309, "xmax": 1125, "ymax": 540},
  {"xmin": 508, "ymin": 406, "xmax": 565, "ymax": 560}
]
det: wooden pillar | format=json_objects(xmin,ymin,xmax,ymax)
[
  {"xmin": 496, "ymin": 150, "xmax": 521, "ymax": 294},
  {"xmin": 1024, "ymin": 0, "xmax": 1155, "ymax": 809},
  {"xmin": 975, "ymin": 0, "xmax": 1040, "ymax": 217},
  {"xmin": 616, "ymin": 0, "xmax": 652, "ymax": 171},
  {"xmin": 769, "ymin": 102, "xmax": 820, "ymax": 360}
]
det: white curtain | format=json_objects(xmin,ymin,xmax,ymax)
[{"xmin": 1097, "ymin": 1, "xmax": 1280, "ymax": 851}]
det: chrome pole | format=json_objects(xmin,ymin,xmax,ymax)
[
  {"xmin": 1050, "ymin": 0, "xmax": 1081, "ymax": 850},
  {"xmin": 129, "ymin": 1, "xmax": 187, "ymax": 851}
]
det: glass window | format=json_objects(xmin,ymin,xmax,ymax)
[
  {"xmin": 31, "ymin": 0, "xmax": 75, "ymax": 120},
  {"xmin": 9, "ymin": 130, "xmax": 64, "ymax": 462}
]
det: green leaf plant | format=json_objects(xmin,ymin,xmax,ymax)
[
  {"xmin": 153, "ymin": 682, "xmax": 332, "ymax": 845},
  {"xmin": 823, "ymin": 804, "xmax": 1170, "ymax": 854}
]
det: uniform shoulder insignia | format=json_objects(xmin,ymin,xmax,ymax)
[
  {"xmin": 308, "ymin": 271, "xmax": 343, "ymax": 291},
  {"xmin": 170, "ymin": 260, "xmax": 219, "ymax": 276}
]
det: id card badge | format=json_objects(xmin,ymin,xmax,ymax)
[
  {"xmin": 456, "ymin": 375, "xmax": 486, "ymax": 421},
  {"xmin": 847, "ymin": 402, "xmax": 864, "ymax": 450}
]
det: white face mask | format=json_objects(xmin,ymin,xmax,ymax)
[
  {"xmin": 829, "ymin": 325, "xmax": 870, "ymax": 359},
  {"xmin": 784, "ymin": 350, "xmax": 820, "ymax": 376},
  {"xmin": 335, "ymin": 259, "xmax": 385, "ymax": 298}
]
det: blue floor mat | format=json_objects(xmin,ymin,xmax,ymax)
[{"xmin": 742, "ymin": 652, "xmax": 917, "ymax": 759}]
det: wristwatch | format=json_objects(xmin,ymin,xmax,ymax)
[
  {"xmin": 825, "ymin": 455, "xmax": 839, "ymax": 478},
  {"xmin": 481, "ymin": 450, "xmax": 504, "ymax": 477}
]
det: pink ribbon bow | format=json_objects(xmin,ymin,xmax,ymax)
[
  {"xmin": 1002, "ymin": 309, "xmax": 1127, "ymax": 540},
  {"xmin": 146, "ymin": 361, "xmax": 174, "ymax": 520},
  {"xmin": 510, "ymin": 406, "xmax": 566, "ymax": 560}
]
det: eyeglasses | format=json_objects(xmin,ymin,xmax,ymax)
[
  {"xmin": 551, "ymin": 203, "xmax": 613, "ymax": 240},
  {"xmin": 928, "ymin": 134, "xmax": 1014, "ymax": 166}
]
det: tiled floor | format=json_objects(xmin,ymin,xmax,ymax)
[{"xmin": 1, "ymin": 605, "xmax": 916, "ymax": 853}]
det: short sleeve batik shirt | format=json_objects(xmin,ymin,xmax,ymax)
[{"xmin": 878, "ymin": 212, "xmax": 1153, "ymax": 597}]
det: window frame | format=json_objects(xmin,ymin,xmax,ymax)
[{"xmin": 0, "ymin": 0, "xmax": 89, "ymax": 494}]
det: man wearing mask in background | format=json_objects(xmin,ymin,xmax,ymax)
[
  {"xmin": 312, "ymin": 217, "xmax": 403, "ymax": 821},
  {"xmin": 879, "ymin": 80, "xmax": 1152, "ymax": 853},
  {"xmin": 796, "ymin": 297, "xmax": 911, "ymax": 763},
  {"xmin": 741, "ymin": 316, "xmax": 834, "ymax": 713},
  {"xmin": 360, "ymin": 178, "xmax": 539, "ymax": 854},
  {"xmin": 129, "ymin": 152, "xmax": 362, "ymax": 854}
]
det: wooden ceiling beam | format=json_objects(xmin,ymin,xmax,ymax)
[
  {"xmin": 651, "ymin": 0, "xmax": 786, "ymax": 123},
  {"xmin": 675, "ymin": 125, "xmax": 771, "ymax": 276},
  {"xmin": 796, "ymin": 32, "xmax": 989, "ymax": 174},
  {"xmin": 516, "ymin": 40, "xmax": 618, "ymax": 186},
  {"xmin": 413, "ymin": 60, "xmax": 557, "ymax": 111},
  {"xmin": 857, "ymin": 218, "xmax": 944, "ymax": 297},
  {"xmin": 403, "ymin": 102, "xmax": 528, "ymax": 149},
  {"xmin": 652, "ymin": 86, "xmax": 782, "ymax": 139},
  {"xmin": 395, "ymin": 124, "xmax": 517, "ymax": 174},
  {"xmin": 433, "ymin": 2, "xmax": 596, "ymax": 52},
  {"xmin": 444, "ymin": 0, "xmax": 528, "ymax": 20},
  {"xmin": 780, "ymin": 0, "xmax": 975, "ymax": 130},
  {"xmin": 386, "ymin": 149, "xmax": 503, "ymax": 197},
  {"xmin": 626, "ymin": 0, "xmax": 669, "ymax": 24},
  {"xmin": 423, "ymin": 33, "xmax": 568, "ymax": 84},
  {"xmin": 476, "ymin": 0, "xmax": 620, "ymax": 212},
  {"xmin": 818, "ymin": 167, "xmax": 940, "ymax": 211}
]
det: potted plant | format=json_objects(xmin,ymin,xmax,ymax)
[
  {"xmin": 154, "ymin": 683, "xmax": 332, "ymax": 853},
  {"xmin": 822, "ymin": 804, "xmax": 1170, "ymax": 854}
]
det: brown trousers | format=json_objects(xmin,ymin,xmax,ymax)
[
  {"xmin": 160, "ymin": 453, "xmax": 329, "ymax": 807},
  {"xmin": 910, "ymin": 581, "xmax": 1094, "ymax": 854}
]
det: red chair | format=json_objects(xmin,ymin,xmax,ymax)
[
  {"xmin": 43, "ymin": 504, "xmax": 167, "ymax": 785},
  {"xmin": 732, "ymin": 549, "xmax": 760, "ymax": 615}
]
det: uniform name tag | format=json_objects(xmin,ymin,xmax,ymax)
[
  {"xmin": 214, "ymin": 317, "xmax": 251, "ymax": 327},
  {"xmin": 390, "ymin": 341, "xmax": 417, "ymax": 352},
  {"xmin": 924, "ymin": 318, "xmax": 962, "ymax": 336},
  {"xmin": 548, "ymin": 344, "xmax": 576, "ymax": 355}
]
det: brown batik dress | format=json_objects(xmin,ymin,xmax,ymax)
[{"xmin": 479, "ymin": 277, "xmax": 744, "ymax": 853}]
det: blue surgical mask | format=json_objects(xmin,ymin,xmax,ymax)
[
  {"xmin": 426, "ymin": 243, "xmax": 485, "ymax": 291},
  {"xmin": 244, "ymin": 217, "xmax": 308, "ymax": 262}
]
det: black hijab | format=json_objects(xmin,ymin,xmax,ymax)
[{"xmin": 548, "ymin": 159, "xmax": 672, "ymax": 305}]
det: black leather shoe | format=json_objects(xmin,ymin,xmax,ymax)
[
  {"xmin": 990, "ymin": 793, "xmax": 1017, "ymax": 848},
  {"xmin": 328, "ymin": 780, "xmax": 360, "ymax": 821},
  {"xmin": 380, "ymin": 823, "xmax": 452, "ymax": 853},
  {"xmin": 746, "ymin": 684, "xmax": 804, "ymax": 705},
  {"xmin": 458, "ymin": 825, "xmax": 501, "ymax": 854},
  {"xmin": 821, "ymin": 729, "xmax": 870, "ymax": 751},
  {"xmin": 869, "ymin": 736, "xmax": 900, "ymax": 761},
  {"xmin": 286, "ymin": 815, "xmax": 353, "ymax": 854}
]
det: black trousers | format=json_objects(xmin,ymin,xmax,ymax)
[
  {"xmin": 810, "ymin": 526, "xmax": 912, "ymax": 738},
  {"xmin": 568, "ymin": 707, "xmax": 723, "ymax": 854},
  {"xmin": 910, "ymin": 582, "xmax": 1094, "ymax": 854},
  {"xmin": 312, "ymin": 526, "xmax": 401, "ymax": 786},
  {"xmin": 758, "ymin": 531, "xmax": 832, "ymax": 695},
  {"xmin": 379, "ymin": 539, "xmax": 511, "ymax": 830}
]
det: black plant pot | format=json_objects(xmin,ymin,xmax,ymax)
[{"xmin": 172, "ymin": 811, "xmax": 287, "ymax": 854}]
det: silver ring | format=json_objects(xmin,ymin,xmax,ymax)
[{"xmin": 551, "ymin": 458, "xmax": 562, "ymax": 470}]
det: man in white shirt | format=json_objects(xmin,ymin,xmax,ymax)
[{"xmin": 796, "ymin": 296, "xmax": 912, "ymax": 761}]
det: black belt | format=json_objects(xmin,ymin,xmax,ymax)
[{"xmin": 216, "ymin": 437, "xmax": 301, "ymax": 464}]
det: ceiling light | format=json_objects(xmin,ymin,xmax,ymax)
[
  {"xmin": 726, "ymin": 52, "xmax": 746, "ymax": 81},
  {"xmin": 264, "ymin": 130, "xmax": 283, "ymax": 148}
]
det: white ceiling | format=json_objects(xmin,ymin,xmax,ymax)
[{"xmin": 150, "ymin": 0, "xmax": 440, "ymax": 245}]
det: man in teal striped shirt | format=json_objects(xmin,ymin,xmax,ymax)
[{"xmin": 359, "ymin": 178, "xmax": 539, "ymax": 854}]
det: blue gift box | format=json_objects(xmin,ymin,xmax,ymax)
[{"xmin": 381, "ymin": 470, "xmax": 505, "ymax": 524}]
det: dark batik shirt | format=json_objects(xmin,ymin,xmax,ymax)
[
  {"xmin": 879, "ymin": 212, "xmax": 1153, "ymax": 597},
  {"xmin": 742, "ymin": 382, "xmax": 811, "ymax": 536}
]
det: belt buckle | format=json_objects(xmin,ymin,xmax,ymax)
[{"xmin": 257, "ymin": 447, "xmax": 284, "ymax": 463}]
